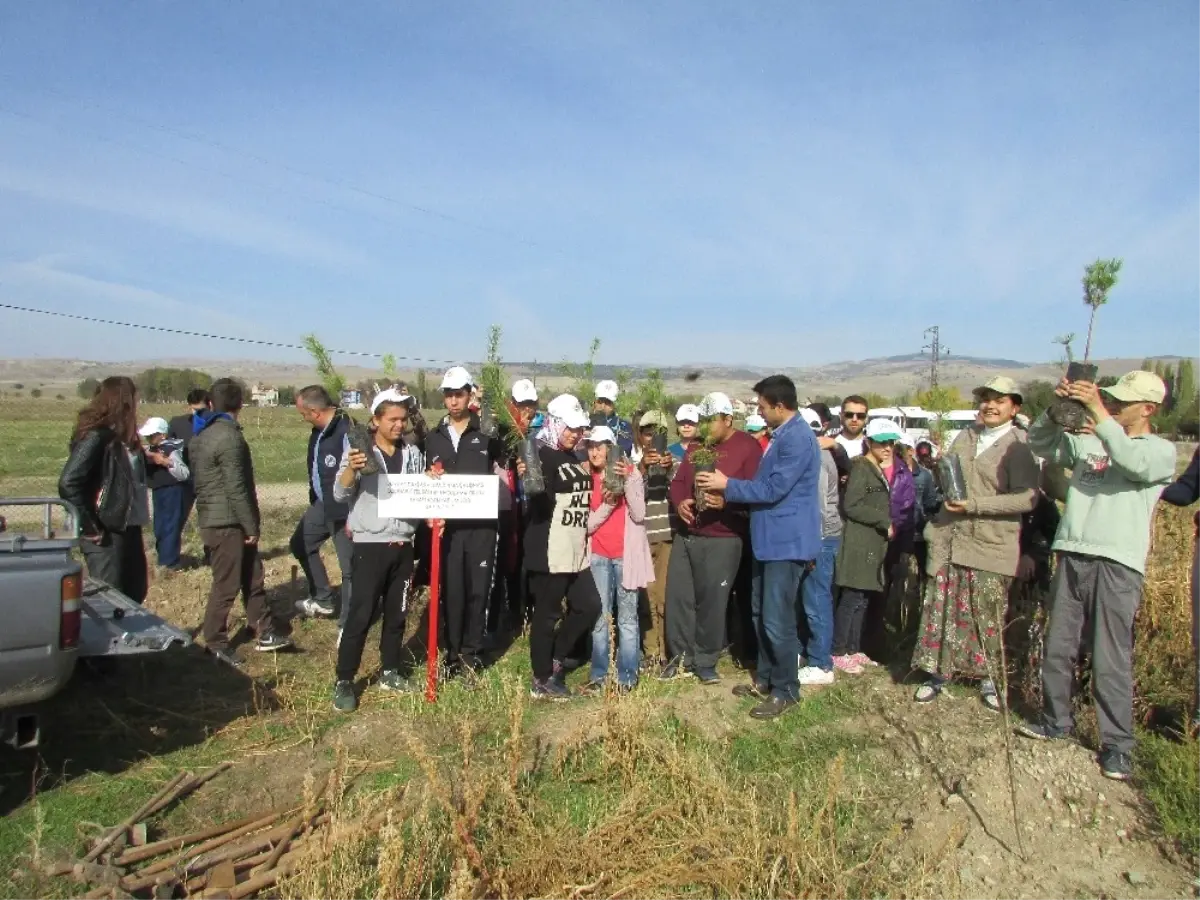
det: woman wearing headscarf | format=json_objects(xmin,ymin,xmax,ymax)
[
  {"xmin": 912, "ymin": 377, "xmax": 1040, "ymax": 708},
  {"xmin": 516, "ymin": 394, "xmax": 602, "ymax": 699},
  {"xmin": 58, "ymin": 376, "xmax": 151, "ymax": 602}
]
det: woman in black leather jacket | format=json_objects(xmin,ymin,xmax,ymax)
[{"xmin": 58, "ymin": 376, "xmax": 150, "ymax": 602}]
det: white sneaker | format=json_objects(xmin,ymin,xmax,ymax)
[
  {"xmin": 798, "ymin": 665, "xmax": 835, "ymax": 686},
  {"xmin": 295, "ymin": 597, "xmax": 335, "ymax": 618}
]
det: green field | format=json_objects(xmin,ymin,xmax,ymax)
[{"xmin": 0, "ymin": 398, "xmax": 450, "ymax": 498}]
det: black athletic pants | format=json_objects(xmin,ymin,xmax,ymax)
[
  {"xmin": 442, "ymin": 524, "xmax": 497, "ymax": 666},
  {"xmin": 527, "ymin": 570, "xmax": 602, "ymax": 681},
  {"xmin": 336, "ymin": 542, "xmax": 414, "ymax": 682}
]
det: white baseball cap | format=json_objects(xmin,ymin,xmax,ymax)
[
  {"xmin": 585, "ymin": 425, "xmax": 616, "ymax": 445},
  {"xmin": 595, "ymin": 380, "xmax": 619, "ymax": 402},
  {"xmin": 371, "ymin": 388, "xmax": 412, "ymax": 415},
  {"xmin": 799, "ymin": 408, "xmax": 822, "ymax": 431},
  {"xmin": 865, "ymin": 419, "xmax": 903, "ymax": 442},
  {"xmin": 138, "ymin": 416, "xmax": 169, "ymax": 437},
  {"xmin": 511, "ymin": 379, "xmax": 538, "ymax": 404},
  {"xmin": 440, "ymin": 366, "xmax": 474, "ymax": 391},
  {"xmin": 675, "ymin": 404, "xmax": 701, "ymax": 424},
  {"xmin": 698, "ymin": 392, "xmax": 734, "ymax": 417},
  {"xmin": 745, "ymin": 413, "xmax": 767, "ymax": 432},
  {"xmin": 547, "ymin": 394, "xmax": 590, "ymax": 429},
  {"xmin": 897, "ymin": 433, "xmax": 916, "ymax": 449}
]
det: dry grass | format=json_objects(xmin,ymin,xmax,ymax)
[
  {"xmin": 284, "ymin": 681, "xmax": 956, "ymax": 900},
  {"xmin": 1134, "ymin": 503, "xmax": 1196, "ymax": 716}
]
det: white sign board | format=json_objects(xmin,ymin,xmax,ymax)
[{"xmin": 376, "ymin": 474, "xmax": 499, "ymax": 520}]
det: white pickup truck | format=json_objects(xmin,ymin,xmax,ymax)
[{"xmin": 0, "ymin": 498, "xmax": 192, "ymax": 748}]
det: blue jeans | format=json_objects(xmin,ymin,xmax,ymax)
[
  {"xmin": 590, "ymin": 554, "xmax": 640, "ymax": 686},
  {"xmin": 151, "ymin": 483, "xmax": 187, "ymax": 568},
  {"xmin": 799, "ymin": 536, "xmax": 839, "ymax": 671},
  {"xmin": 752, "ymin": 559, "xmax": 810, "ymax": 701}
]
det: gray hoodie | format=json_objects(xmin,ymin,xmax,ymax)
[{"xmin": 331, "ymin": 441, "xmax": 424, "ymax": 543}]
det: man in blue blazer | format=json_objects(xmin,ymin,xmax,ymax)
[{"xmin": 697, "ymin": 375, "xmax": 822, "ymax": 718}]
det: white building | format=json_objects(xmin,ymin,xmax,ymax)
[{"xmin": 251, "ymin": 384, "xmax": 279, "ymax": 407}]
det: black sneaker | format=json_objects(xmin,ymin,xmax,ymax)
[
  {"xmin": 255, "ymin": 632, "xmax": 294, "ymax": 652},
  {"xmin": 1015, "ymin": 718, "xmax": 1072, "ymax": 742},
  {"xmin": 658, "ymin": 659, "xmax": 694, "ymax": 681},
  {"xmin": 1099, "ymin": 747, "xmax": 1132, "ymax": 782},
  {"xmin": 694, "ymin": 666, "xmax": 721, "ymax": 685},
  {"xmin": 332, "ymin": 680, "xmax": 357, "ymax": 712},
  {"xmin": 732, "ymin": 682, "xmax": 768, "ymax": 699},
  {"xmin": 750, "ymin": 695, "xmax": 798, "ymax": 719},
  {"xmin": 530, "ymin": 678, "xmax": 571, "ymax": 701},
  {"xmin": 579, "ymin": 680, "xmax": 606, "ymax": 696}
]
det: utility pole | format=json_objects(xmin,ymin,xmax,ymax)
[{"xmin": 922, "ymin": 326, "xmax": 948, "ymax": 391}]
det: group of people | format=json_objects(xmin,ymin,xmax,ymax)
[{"xmin": 58, "ymin": 365, "xmax": 1199, "ymax": 780}]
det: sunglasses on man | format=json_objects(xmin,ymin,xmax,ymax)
[{"xmin": 842, "ymin": 411, "xmax": 867, "ymax": 421}]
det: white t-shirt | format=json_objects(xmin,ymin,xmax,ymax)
[{"xmin": 835, "ymin": 433, "xmax": 866, "ymax": 458}]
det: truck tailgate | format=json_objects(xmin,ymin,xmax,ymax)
[{"xmin": 81, "ymin": 578, "xmax": 193, "ymax": 657}]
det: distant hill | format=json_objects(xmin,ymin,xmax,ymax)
[{"xmin": 0, "ymin": 354, "xmax": 1194, "ymax": 406}]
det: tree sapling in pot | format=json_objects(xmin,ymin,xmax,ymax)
[
  {"xmin": 1049, "ymin": 258, "xmax": 1122, "ymax": 431},
  {"xmin": 690, "ymin": 422, "xmax": 719, "ymax": 513}
]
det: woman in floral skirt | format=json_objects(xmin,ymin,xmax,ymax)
[{"xmin": 912, "ymin": 377, "xmax": 1040, "ymax": 710}]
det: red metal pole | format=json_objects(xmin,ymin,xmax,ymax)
[{"xmin": 425, "ymin": 523, "xmax": 443, "ymax": 703}]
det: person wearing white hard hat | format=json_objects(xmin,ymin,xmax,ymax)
[
  {"xmin": 426, "ymin": 366, "xmax": 505, "ymax": 677},
  {"xmin": 139, "ymin": 415, "xmax": 191, "ymax": 571},
  {"xmin": 516, "ymin": 394, "xmax": 602, "ymax": 700},
  {"xmin": 581, "ymin": 425, "xmax": 651, "ymax": 691},
  {"xmin": 664, "ymin": 391, "xmax": 763, "ymax": 686},
  {"xmin": 593, "ymin": 380, "xmax": 633, "ymax": 455},
  {"xmin": 1018, "ymin": 370, "xmax": 1175, "ymax": 781},
  {"xmin": 695, "ymin": 376, "xmax": 822, "ymax": 719},
  {"xmin": 329, "ymin": 388, "xmax": 427, "ymax": 711},
  {"xmin": 668, "ymin": 404, "xmax": 701, "ymax": 463}
]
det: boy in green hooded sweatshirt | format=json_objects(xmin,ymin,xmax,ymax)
[{"xmin": 1018, "ymin": 370, "xmax": 1175, "ymax": 781}]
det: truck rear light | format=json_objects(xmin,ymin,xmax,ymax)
[{"xmin": 60, "ymin": 573, "xmax": 82, "ymax": 650}]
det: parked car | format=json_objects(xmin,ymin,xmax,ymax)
[{"xmin": 0, "ymin": 498, "xmax": 191, "ymax": 748}]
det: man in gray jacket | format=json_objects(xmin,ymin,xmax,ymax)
[
  {"xmin": 798, "ymin": 408, "xmax": 841, "ymax": 685},
  {"xmin": 190, "ymin": 378, "xmax": 291, "ymax": 659}
]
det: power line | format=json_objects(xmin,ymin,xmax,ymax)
[{"xmin": 0, "ymin": 302, "xmax": 457, "ymax": 367}]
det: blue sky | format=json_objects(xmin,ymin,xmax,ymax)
[{"xmin": 0, "ymin": 1, "xmax": 1196, "ymax": 369}]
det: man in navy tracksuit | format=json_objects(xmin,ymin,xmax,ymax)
[
  {"xmin": 427, "ymin": 367, "xmax": 504, "ymax": 675},
  {"xmin": 291, "ymin": 385, "xmax": 353, "ymax": 622}
]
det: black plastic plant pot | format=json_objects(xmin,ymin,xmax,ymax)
[
  {"xmin": 652, "ymin": 431, "xmax": 668, "ymax": 454},
  {"xmin": 478, "ymin": 401, "xmax": 499, "ymax": 439},
  {"xmin": 519, "ymin": 436, "xmax": 545, "ymax": 497},
  {"xmin": 1048, "ymin": 361, "xmax": 1099, "ymax": 430},
  {"xmin": 603, "ymin": 449, "xmax": 627, "ymax": 496},
  {"xmin": 347, "ymin": 422, "xmax": 381, "ymax": 476},
  {"xmin": 935, "ymin": 454, "xmax": 968, "ymax": 504}
]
